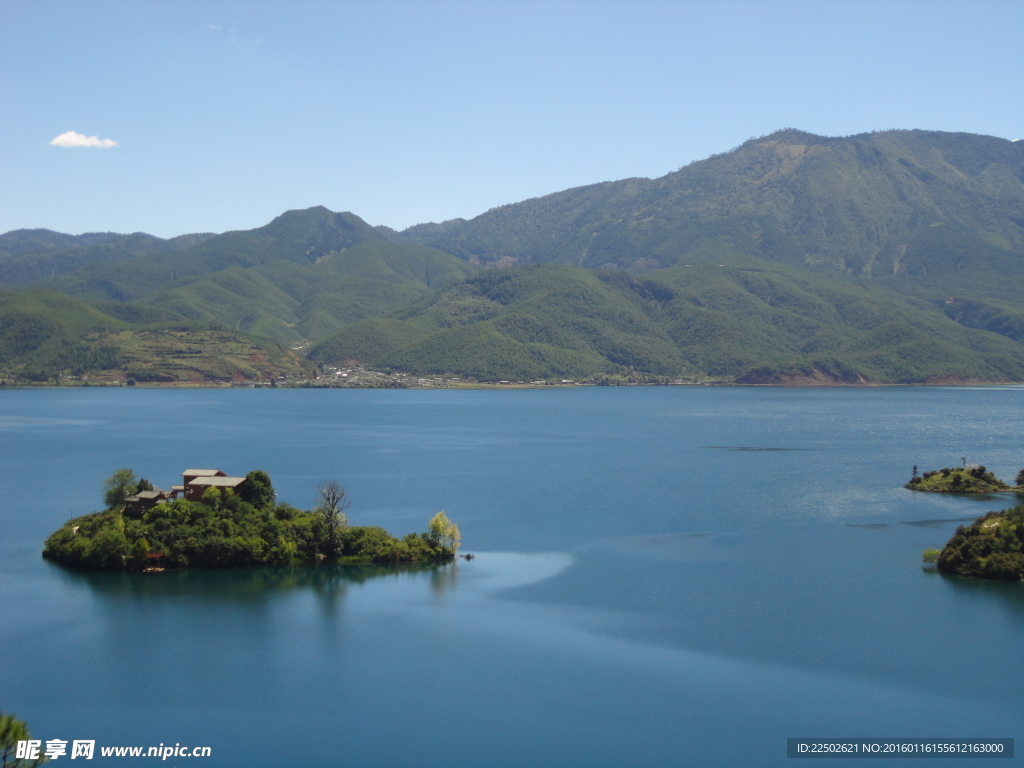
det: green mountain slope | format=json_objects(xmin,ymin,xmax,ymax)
[
  {"xmin": 137, "ymin": 239, "xmax": 475, "ymax": 343},
  {"xmin": 397, "ymin": 129, "xmax": 1024, "ymax": 362},
  {"xmin": 310, "ymin": 261, "xmax": 1024, "ymax": 383},
  {"xmin": 38, "ymin": 207, "xmax": 383, "ymax": 301},
  {"xmin": 0, "ymin": 289, "xmax": 126, "ymax": 381},
  {"xmin": 0, "ymin": 230, "xmax": 215, "ymax": 286},
  {"xmin": 400, "ymin": 129, "xmax": 1024, "ymax": 282},
  {"xmin": 0, "ymin": 289, "xmax": 310, "ymax": 383},
  {"xmin": 19, "ymin": 208, "xmax": 476, "ymax": 344}
]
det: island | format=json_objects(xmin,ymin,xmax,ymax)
[
  {"xmin": 924, "ymin": 505, "xmax": 1024, "ymax": 582},
  {"xmin": 905, "ymin": 464, "xmax": 1023, "ymax": 493},
  {"xmin": 42, "ymin": 468, "xmax": 461, "ymax": 571}
]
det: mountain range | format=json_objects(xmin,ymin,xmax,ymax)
[{"xmin": 2, "ymin": 128, "xmax": 1023, "ymax": 384}]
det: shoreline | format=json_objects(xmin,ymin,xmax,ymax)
[{"xmin": 3, "ymin": 379, "xmax": 1023, "ymax": 390}]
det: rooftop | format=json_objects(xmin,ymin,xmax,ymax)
[{"xmin": 187, "ymin": 476, "xmax": 246, "ymax": 488}]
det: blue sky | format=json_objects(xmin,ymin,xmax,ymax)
[{"xmin": 1, "ymin": 0, "xmax": 1021, "ymax": 238}]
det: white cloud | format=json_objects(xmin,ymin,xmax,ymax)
[
  {"xmin": 50, "ymin": 131, "xmax": 118, "ymax": 148},
  {"xmin": 209, "ymin": 24, "xmax": 222, "ymax": 30}
]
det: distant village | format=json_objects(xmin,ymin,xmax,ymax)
[
  {"xmin": 45, "ymin": 364, "xmax": 702, "ymax": 389},
  {"xmin": 223, "ymin": 366, "xmax": 694, "ymax": 389}
]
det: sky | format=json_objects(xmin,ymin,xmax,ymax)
[{"xmin": 0, "ymin": 0, "xmax": 1021, "ymax": 238}]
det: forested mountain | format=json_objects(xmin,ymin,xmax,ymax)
[
  {"xmin": 129, "ymin": 238, "xmax": 476, "ymax": 343},
  {"xmin": 0, "ymin": 229, "xmax": 215, "ymax": 285},
  {"xmin": 399, "ymin": 129, "xmax": 1024, "ymax": 283},
  {"xmin": 0, "ymin": 209, "xmax": 474, "ymax": 381},
  {"xmin": 38, "ymin": 207, "xmax": 472, "ymax": 301},
  {"xmin": 309, "ymin": 261, "xmax": 1024, "ymax": 383},
  {"xmin": 3, "ymin": 129, "xmax": 1024, "ymax": 385},
  {"xmin": 0, "ymin": 289, "xmax": 310, "ymax": 383},
  {"xmin": 22, "ymin": 208, "xmax": 477, "ymax": 344}
]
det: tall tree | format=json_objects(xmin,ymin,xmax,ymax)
[
  {"xmin": 239, "ymin": 470, "xmax": 275, "ymax": 509},
  {"xmin": 102, "ymin": 468, "xmax": 138, "ymax": 509},
  {"xmin": 316, "ymin": 481, "xmax": 350, "ymax": 558},
  {"xmin": 427, "ymin": 511, "xmax": 461, "ymax": 554}
]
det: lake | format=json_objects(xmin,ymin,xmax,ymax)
[{"xmin": 1, "ymin": 386, "xmax": 1022, "ymax": 766}]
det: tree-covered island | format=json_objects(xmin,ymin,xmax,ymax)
[
  {"xmin": 924, "ymin": 505, "xmax": 1024, "ymax": 582},
  {"xmin": 42, "ymin": 468, "xmax": 461, "ymax": 571},
  {"xmin": 905, "ymin": 464, "xmax": 1024, "ymax": 494}
]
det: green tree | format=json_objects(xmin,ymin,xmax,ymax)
[
  {"xmin": 129, "ymin": 537, "xmax": 151, "ymax": 569},
  {"xmin": 1, "ymin": 712, "xmax": 46, "ymax": 767},
  {"xmin": 1016, "ymin": 469, "xmax": 1024, "ymax": 487},
  {"xmin": 239, "ymin": 470, "xmax": 275, "ymax": 509},
  {"xmin": 201, "ymin": 486, "xmax": 222, "ymax": 509},
  {"xmin": 427, "ymin": 511, "xmax": 461, "ymax": 554},
  {"xmin": 102, "ymin": 468, "xmax": 137, "ymax": 509},
  {"xmin": 87, "ymin": 527, "xmax": 130, "ymax": 569}
]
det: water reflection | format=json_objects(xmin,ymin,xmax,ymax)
[
  {"xmin": 899, "ymin": 516, "xmax": 978, "ymax": 528},
  {"xmin": 49, "ymin": 560, "xmax": 459, "ymax": 603},
  {"xmin": 429, "ymin": 561, "xmax": 459, "ymax": 598},
  {"xmin": 939, "ymin": 570, "xmax": 1024, "ymax": 620}
]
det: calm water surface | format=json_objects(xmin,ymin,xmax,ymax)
[{"xmin": 1, "ymin": 386, "xmax": 1022, "ymax": 767}]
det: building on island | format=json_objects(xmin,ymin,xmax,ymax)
[
  {"xmin": 123, "ymin": 489, "xmax": 172, "ymax": 516},
  {"xmin": 179, "ymin": 468, "xmax": 246, "ymax": 501},
  {"xmin": 124, "ymin": 469, "xmax": 247, "ymax": 513}
]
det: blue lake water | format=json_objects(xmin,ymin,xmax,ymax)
[{"xmin": 1, "ymin": 386, "xmax": 1022, "ymax": 767}]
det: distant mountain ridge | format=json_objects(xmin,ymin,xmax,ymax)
[
  {"xmin": 3, "ymin": 128, "xmax": 1024, "ymax": 384},
  {"xmin": 398, "ymin": 129, "xmax": 1024, "ymax": 280},
  {"xmin": 38, "ymin": 207, "xmax": 385, "ymax": 300},
  {"xmin": 5, "ymin": 207, "xmax": 477, "ymax": 343},
  {"xmin": 0, "ymin": 229, "xmax": 216, "ymax": 285}
]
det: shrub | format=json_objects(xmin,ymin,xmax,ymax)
[{"xmin": 981, "ymin": 552, "xmax": 1024, "ymax": 581}]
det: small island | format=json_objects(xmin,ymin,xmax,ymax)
[
  {"xmin": 924, "ymin": 505, "xmax": 1024, "ymax": 582},
  {"xmin": 905, "ymin": 463, "xmax": 1024, "ymax": 494},
  {"xmin": 43, "ymin": 467, "xmax": 461, "ymax": 571}
]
